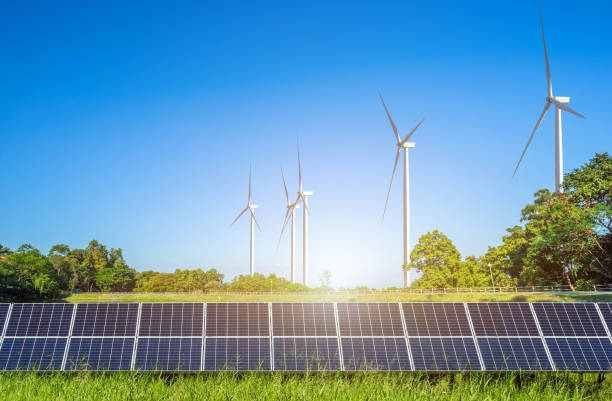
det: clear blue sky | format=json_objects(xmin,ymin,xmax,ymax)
[{"xmin": 2, "ymin": 1, "xmax": 611, "ymax": 288}]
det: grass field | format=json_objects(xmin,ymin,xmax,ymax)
[
  {"xmin": 0, "ymin": 372, "xmax": 610, "ymax": 401},
  {"xmin": 63, "ymin": 291, "xmax": 612, "ymax": 303}
]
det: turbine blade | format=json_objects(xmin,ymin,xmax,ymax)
[
  {"xmin": 513, "ymin": 103, "xmax": 551, "ymax": 177},
  {"xmin": 379, "ymin": 93, "xmax": 401, "ymax": 143},
  {"xmin": 248, "ymin": 164, "xmax": 252, "ymax": 203},
  {"xmin": 281, "ymin": 166, "xmax": 290, "ymax": 204},
  {"xmin": 400, "ymin": 118, "xmax": 425, "ymax": 144},
  {"xmin": 230, "ymin": 206, "xmax": 249, "ymax": 228},
  {"xmin": 297, "ymin": 137, "xmax": 302, "ymax": 192},
  {"xmin": 277, "ymin": 208, "xmax": 292, "ymax": 249},
  {"xmin": 250, "ymin": 208, "xmax": 261, "ymax": 231},
  {"xmin": 541, "ymin": 11, "xmax": 553, "ymax": 98},
  {"xmin": 382, "ymin": 149, "xmax": 401, "ymax": 221},
  {"xmin": 551, "ymin": 99, "xmax": 586, "ymax": 119}
]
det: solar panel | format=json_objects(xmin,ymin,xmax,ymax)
[
  {"xmin": 204, "ymin": 338, "xmax": 271, "ymax": 371},
  {"xmin": 598, "ymin": 303, "xmax": 612, "ymax": 332},
  {"xmin": 135, "ymin": 338, "xmax": 202, "ymax": 371},
  {"xmin": 337, "ymin": 303, "xmax": 404, "ymax": 336},
  {"xmin": 0, "ymin": 338, "xmax": 67, "ymax": 371},
  {"xmin": 138, "ymin": 303, "xmax": 203, "ymax": 336},
  {"xmin": 0, "ymin": 304, "xmax": 9, "ymax": 334},
  {"xmin": 546, "ymin": 338, "xmax": 612, "ymax": 371},
  {"xmin": 533, "ymin": 303, "xmax": 607, "ymax": 337},
  {"xmin": 409, "ymin": 337, "xmax": 481, "ymax": 371},
  {"xmin": 72, "ymin": 303, "xmax": 139, "ymax": 336},
  {"xmin": 468, "ymin": 303, "xmax": 539, "ymax": 336},
  {"xmin": 402, "ymin": 303, "xmax": 471, "ymax": 336},
  {"xmin": 65, "ymin": 337, "xmax": 134, "ymax": 371},
  {"xmin": 477, "ymin": 337, "xmax": 552, "ymax": 371},
  {"xmin": 206, "ymin": 303, "xmax": 269, "ymax": 337},
  {"xmin": 5, "ymin": 304, "xmax": 74, "ymax": 337},
  {"xmin": 341, "ymin": 337, "xmax": 410, "ymax": 371},
  {"xmin": 273, "ymin": 337, "xmax": 340, "ymax": 371},
  {"xmin": 271, "ymin": 303, "xmax": 336, "ymax": 336}
]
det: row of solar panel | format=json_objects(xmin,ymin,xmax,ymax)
[{"xmin": 1, "ymin": 302, "xmax": 611, "ymax": 372}]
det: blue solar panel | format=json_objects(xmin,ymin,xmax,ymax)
[
  {"xmin": 478, "ymin": 337, "xmax": 552, "ymax": 371},
  {"xmin": 134, "ymin": 338, "xmax": 202, "ymax": 371},
  {"xmin": 204, "ymin": 338, "xmax": 271, "ymax": 371},
  {"xmin": 546, "ymin": 338, "xmax": 612, "ymax": 371},
  {"xmin": 409, "ymin": 337, "xmax": 481, "ymax": 371},
  {"xmin": 271, "ymin": 303, "xmax": 337, "ymax": 336},
  {"xmin": 337, "ymin": 303, "xmax": 404, "ymax": 336},
  {"xmin": 534, "ymin": 303, "xmax": 607, "ymax": 337},
  {"xmin": 65, "ymin": 337, "xmax": 134, "ymax": 371},
  {"xmin": 273, "ymin": 338, "xmax": 340, "ymax": 371},
  {"xmin": 0, "ymin": 338, "xmax": 67, "ymax": 371},
  {"xmin": 5, "ymin": 304, "xmax": 74, "ymax": 336},
  {"xmin": 72, "ymin": 303, "xmax": 139, "ymax": 336},
  {"xmin": 468, "ymin": 303, "xmax": 539, "ymax": 336},
  {"xmin": 0, "ymin": 304, "xmax": 9, "ymax": 334},
  {"xmin": 403, "ymin": 303, "xmax": 471, "ymax": 336},
  {"xmin": 139, "ymin": 303, "xmax": 204, "ymax": 336},
  {"xmin": 341, "ymin": 337, "xmax": 410, "ymax": 371},
  {"xmin": 598, "ymin": 303, "xmax": 612, "ymax": 332},
  {"xmin": 206, "ymin": 303, "xmax": 269, "ymax": 337}
]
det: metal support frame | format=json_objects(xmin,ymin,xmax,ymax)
[
  {"xmin": 595, "ymin": 304, "xmax": 612, "ymax": 340},
  {"xmin": 463, "ymin": 302, "xmax": 485, "ymax": 371},
  {"xmin": 130, "ymin": 303, "xmax": 143, "ymax": 371},
  {"xmin": 529, "ymin": 303, "xmax": 556, "ymax": 371},
  {"xmin": 60, "ymin": 304, "xmax": 78, "ymax": 371},
  {"xmin": 201, "ymin": 303, "xmax": 207, "ymax": 371},
  {"xmin": 268, "ymin": 302, "xmax": 274, "ymax": 371},
  {"xmin": 0, "ymin": 304, "xmax": 14, "ymax": 352},
  {"xmin": 397, "ymin": 302, "xmax": 414, "ymax": 371},
  {"xmin": 333, "ymin": 303, "xmax": 345, "ymax": 371}
]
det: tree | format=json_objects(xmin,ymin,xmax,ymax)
[
  {"xmin": 0, "ymin": 244, "xmax": 11, "ymax": 256},
  {"xmin": 0, "ymin": 244, "xmax": 60, "ymax": 298},
  {"xmin": 95, "ymin": 266, "xmax": 136, "ymax": 291},
  {"xmin": 320, "ymin": 270, "xmax": 332, "ymax": 288}
]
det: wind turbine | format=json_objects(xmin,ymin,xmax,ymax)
[
  {"xmin": 230, "ymin": 166, "xmax": 261, "ymax": 276},
  {"xmin": 294, "ymin": 140, "xmax": 312, "ymax": 286},
  {"xmin": 278, "ymin": 167, "xmax": 299, "ymax": 283},
  {"xmin": 513, "ymin": 12, "xmax": 585, "ymax": 193},
  {"xmin": 380, "ymin": 93, "xmax": 425, "ymax": 288}
]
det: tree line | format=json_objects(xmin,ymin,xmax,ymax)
[{"xmin": 409, "ymin": 153, "xmax": 611, "ymax": 290}]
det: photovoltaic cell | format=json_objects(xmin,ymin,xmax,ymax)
[
  {"xmin": 478, "ymin": 337, "xmax": 552, "ymax": 371},
  {"xmin": 271, "ymin": 303, "xmax": 336, "ymax": 336},
  {"xmin": 337, "ymin": 303, "xmax": 404, "ymax": 337},
  {"xmin": 341, "ymin": 337, "xmax": 410, "ymax": 371},
  {"xmin": 0, "ymin": 304, "xmax": 9, "ymax": 333},
  {"xmin": 273, "ymin": 338, "xmax": 340, "ymax": 371},
  {"xmin": 65, "ymin": 337, "xmax": 134, "ymax": 371},
  {"xmin": 598, "ymin": 303, "xmax": 612, "ymax": 332},
  {"xmin": 468, "ymin": 303, "xmax": 539, "ymax": 336},
  {"xmin": 0, "ymin": 338, "xmax": 67, "ymax": 371},
  {"xmin": 204, "ymin": 338, "xmax": 271, "ymax": 371},
  {"xmin": 409, "ymin": 337, "xmax": 481, "ymax": 371},
  {"xmin": 5, "ymin": 304, "xmax": 74, "ymax": 337},
  {"xmin": 546, "ymin": 338, "xmax": 612, "ymax": 371},
  {"xmin": 138, "ymin": 303, "xmax": 203, "ymax": 336},
  {"xmin": 402, "ymin": 303, "xmax": 471, "ymax": 336},
  {"xmin": 135, "ymin": 338, "xmax": 202, "ymax": 371},
  {"xmin": 533, "ymin": 303, "xmax": 607, "ymax": 337},
  {"xmin": 206, "ymin": 303, "xmax": 269, "ymax": 336},
  {"xmin": 72, "ymin": 304, "xmax": 139, "ymax": 336}
]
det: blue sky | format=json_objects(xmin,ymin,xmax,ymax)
[{"xmin": 2, "ymin": 1, "xmax": 611, "ymax": 288}]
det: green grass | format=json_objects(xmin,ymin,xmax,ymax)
[
  {"xmin": 0, "ymin": 372, "xmax": 610, "ymax": 401},
  {"xmin": 62, "ymin": 291, "xmax": 612, "ymax": 303}
]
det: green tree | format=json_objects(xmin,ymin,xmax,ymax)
[
  {"xmin": 0, "ymin": 244, "xmax": 60, "ymax": 298},
  {"xmin": 95, "ymin": 266, "xmax": 136, "ymax": 291}
]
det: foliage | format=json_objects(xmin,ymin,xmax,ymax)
[
  {"xmin": 226, "ymin": 273, "xmax": 310, "ymax": 292},
  {"xmin": 0, "ymin": 244, "xmax": 60, "ymax": 298},
  {"xmin": 134, "ymin": 268, "xmax": 224, "ymax": 292}
]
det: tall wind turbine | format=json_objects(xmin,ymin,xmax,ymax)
[
  {"xmin": 230, "ymin": 166, "xmax": 261, "ymax": 276},
  {"xmin": 278, "ymin": 167, "xmax": 299, "ymax": 283},
  {"xmin": 380, "ymin": 94, "xmax": 425, "ymax": 288},
  {"xmin": 294, "ymin": 141, "xmax": 312, "ymax": 286},
  {"xmin": 513, "ymin": 12, "xmax": 585, "ymax": 193}
]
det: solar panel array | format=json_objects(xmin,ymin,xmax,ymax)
[{"xmin": 1, "ymin": 302, "xmax": 612, "ymax": 371}]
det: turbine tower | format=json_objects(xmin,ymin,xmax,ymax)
[
  {"xmin": 513, "ymin": 12, "xmax": 585, "ymax": 193},
  {"xmin": 295, "ymin": 141, "xmax": 312, "ymax": 286},
  {"xmin": 230, "ymin": 166, "xmax": 261, "ymax": 276},
  {"xmin": 278, "ymin": 167, "xmax": 299, "ymax": 283},
  {"xmin": 380, "ymin": 94, "xmax": 425, "ymax": 288}
]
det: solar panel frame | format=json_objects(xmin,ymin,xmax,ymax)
[
  {"xmin": 409, "ymin": 337, "xmax": 482, "ymax": 371},
  {"xmin": 203, "ymin": 337, "xmax": 271, "ymax": 371},
  {"xmin": 336, "ymin": 303, "xmax": 404, "ymax": 337},
  {"xmin": 402, "ymin": 303, "xmax": 472, "ymax": 337},
  {"xmin": 134, "ymin": 337, "xmax": 203, "ymax": 371},
  {"xmin": 65, "ymin": 337, "xmax": 135, "ymax": 371},
  {"xmin": 533, "ymin": 303, "xmax": 608, "ymax": 337},
  {"xmin": 273, "ymin": 337, "xmax": 341, "ymax": 371},
  {"xmin": 477, "ymin": 337, "xmax": 553, "ymax": 371},
  {"xmin": 138, "ymin": 303, "xmax": 204, "ymax": 337},
  {"xmin": 271, "ymin": 303, "xmax": 337, "ymax": 337},
  {"xmin": 72, "ymin": 303, "xmax": 139, "ymax": 337},
  {"xmin": 468, "ymin": 303, "xmax": 539, "ymax": 337},
  {"xmin": 5, "ymin": 303, "xmax": 75, "ymax": 337},
  {"xmin": 206, "ymin": 303, "xmax": 270, "ymax": 337},
  {"xmin": 0, "ymin": 337, "xmax": 67, "ymax": 371},
  {"xmin": 595, "ymin": 303, "xmax": 612, "ymax": 338},
  {"xmin": 0, "ymin": 304, "xmax": 10, "ymax": 338},
  {"xmin": 545, "ymin": 337, "xmax": 612, "ymax": 372},
  {"xmin": 341, "ymin": 337, "xmax": 411, "ymax": 371}
]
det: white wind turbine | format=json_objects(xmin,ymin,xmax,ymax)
[
  {"xmin": 380, "ymin": 94, "xmax": 424, "ymax": 288},
  {"xmin": 230, "ymin": 166, "xmax": 261, "ymax": 276},
  {"xmin": 294, "ymin": 141, "xmax": 312, "ymax": 286},
  {"xmin": 278, "ymin": 167, "xmax": 299, "ymax": 283},
  {"xmin": 513, "ymin": 12, "xmax": 585, "ymax": 193}
]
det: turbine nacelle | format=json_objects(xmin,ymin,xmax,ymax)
[{"xmin": 401, "ymin": 142, "xmax": 416, "ymax": 149}]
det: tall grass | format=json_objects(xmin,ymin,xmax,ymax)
[{"xmin": 0, "ymin": 372, "xmax": 609, "ymax": 401}]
